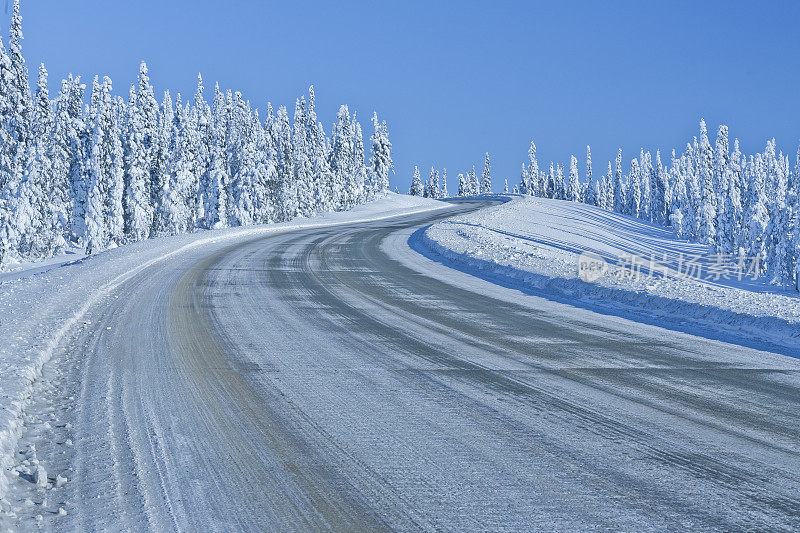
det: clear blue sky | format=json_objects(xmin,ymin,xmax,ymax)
[{"xmin": 13, "ymin": 0, "xmax": 800, "ymax": 192}]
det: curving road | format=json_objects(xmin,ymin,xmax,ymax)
[{"xmin": 14, "ymin": 201, "xmax": 800, "ymax": 531}]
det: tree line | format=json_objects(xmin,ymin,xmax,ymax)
[
  {"xmin": 513, "ymin": 123, "xmax": 800, "ymax": 290},
  {"xmin": 0, "ymin": 1, "xmax": 393, "ymax": 267}
]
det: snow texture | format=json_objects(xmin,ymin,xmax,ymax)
[{"xmin": 416, "ymin": 196, "xmax": 800, "ymax": 357}]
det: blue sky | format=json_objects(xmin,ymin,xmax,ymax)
[{"xmin": 13, "ymin": 1, "xmax": 800, "ymax": 191}]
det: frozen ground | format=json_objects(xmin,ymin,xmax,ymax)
[
  {"xmin": 418, "ymin": 196, "xmax": 800, "ymax": 357},
  {"xmin": 2, "ymin": 194, "xmax": 800, "ymax": 531}
]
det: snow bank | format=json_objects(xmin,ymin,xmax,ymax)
[
  {"xmin": 0, "ymin": 193, "xmax": 450, "ymax": 501},
  {"xmin": 415, "ymin": 196, "xmax": 800, "ymax": 357}
]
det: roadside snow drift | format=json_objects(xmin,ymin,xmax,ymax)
[
  {"xmin": 416, "ymin": 196, "xmax": 800, "ymax": 356},
  {"xmin": 0, "ymin": 193, "xmax": 450, "ymax": 504}
]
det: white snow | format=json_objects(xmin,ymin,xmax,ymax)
[
  {"xmin": 416, "ymin": 196, "xmax": 800, "ymax": 356},
  {"xmin": 0, "ymin": 192, "xmax": 450, "ymax": 504}
]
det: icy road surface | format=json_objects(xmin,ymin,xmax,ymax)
[{"xmin": 10, "ymin": 201, "xmax": 800, "ymax": 531}]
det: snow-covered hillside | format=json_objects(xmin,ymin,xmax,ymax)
[
  {"xmin": 417, "ymin": 196, "xmax": 800, "ymax": 356},
  {"xmin": 0, "ymin": 193, "xmax": 449, "ymax": 509}
]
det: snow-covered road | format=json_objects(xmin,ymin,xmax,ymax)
[{"xmin": 7, "ymin": 200, "xmax": 800, "ymax": 531}]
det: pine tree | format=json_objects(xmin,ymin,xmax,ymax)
[
  {"xmin": 546, "ymin": 163, "xmax": 555, "ymax": 199},
  {"xmin": 652, "ymin": 150, "xmax": 669, "ymax": 225},
  {"xmin": 626, "ymin": 158, "xmax": 642, "ymax": 218},
  {"xmin": 291, "ymin": 96, "xmax": 314, "ymax": 217},
  {"xmin": 481, "ymin": 152, "xmax": 492, "ymax": 194},
  {"xmin": 30, "ymin": 62, "xmax": 66, "ymax": 256},
  {"xmin": 457, "ymin": 172, "xmax": 467, "ymax": 197},
  {"xmin": 107, "ymin": 95, "xmax": 125, "ymax": 245},
  {"xmin": 83, "ymin": 76, "xmax": 116, "ymax": 253},
  {"xmin": 555, "ymin": 164, "xmax": 565, "ymax": 200},
  {"xmin": 697, "ymin": 119, "xmax": 716, "ymax": 245},
  {"xmin": 193, "ymin": 73, "xmax": 213, "ymax": 225},
  {"xmin": 722, "ymin": 139, "xmax": 744, "ymax": 253},
  {"xmin": 525, "ymin": 141, "xmax": 539, "ymax": 196},
  {"xmin": 613, "ymin": 148, "xmax": 625, "ymax": 212},
  {"xmin": 567, "ymin": 155, "xmax": 580, "ymax": 201},
  {"xmin": 764, "ymin": 139, "xmax": 792, "ymax": 284},
  {"xmin": 369, "ymin": 111, "xmax": 392, "ymax": 196},
  {"xmin": 47, "ymin": 75, "xmax": 77, "ymax": 247},
  {"xmin": 639, "ymin": 150, "xmax": 652, "ymax": 221},
  {"xmin": 470, "ymin": 166, "xmax": 479, "ymax": 195},
  {"xmin": 134, "ymin": 63, "xmax": 159, "ymax": 237},
  {"xmin": 441, "ymin": 168, "xmax": 448, "ymax": 198},
  {"xmin": 745, "ymin": 153, "xmax": 769, "ymax": 268},
  {"xmin": 409, "ymin": 165, "xmax": 423, "ymax": 196},
  {"xmin": 713, "ymin": 125, "xmax": 730, "ymax": 250},
  {"xmin": 585, "ymin": 145, "xmax": 592, "ymax": 194},
  {"xmin": 599, "ymin": 162, "xmax": 613, "ymax": 210},
  {"xmin": 503, "ymin": 178, "xmax": 509, "ymax": 194},
  {"xmin": 152, "ymin": 90, "xmax": 175, "ymax": 234},
  {"xmin": 669, "ymin": 150, "xmax": 689, "ymax": 238},
  {"xmin": 275, "ymin": 104, "xmax": 297, "ymax": 219}
]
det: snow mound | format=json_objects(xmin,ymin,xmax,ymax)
[{"xmin": 416, "ymin": 196, "xmax": 800, "ymax": 356}]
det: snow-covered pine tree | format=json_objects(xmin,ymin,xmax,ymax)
[
  {"xmin": 330, "ymin": 105, "xmax": 358, "ymax": 210},
  {"xmin": 107, "ymin": 95, "xmax": 125, "ymax": 245},
  {"xmin": 352, "ymin": 118, "xmax": 368, "ymax": 205},
  {"xmin": 135, "ymin": 62, "xmax": 159, "ymax": 237},
  {"xmin": 585, "ymin": 145, "xmax": 592, "ymax": 196},
  {"xmin": 193, "ymin": 73, "xmax": 213, "ymax": 225},
  {"xmin": 625, "ymin": 158, "xmax": 642, "ymax": 218},
  {"xmin": 47, "ymin": 75, "xmax": 77, "ymax": 248},
  {"xmin": 696, "ymin": 120, "xmax": 716, "ymax": 245},
  {"xmin": 526, "ymin": 141, "xmax": 539, "ymax": 196},
  {"xmin": 597, "ymin": 162, "xmax": 611, "ymax": 210},
  {"xmin": 369, "ymin": 111, "xmax": 392, "ymax": 197},
  {"xmin": 291, "ymin": 96, "xmax": 314, "ymax": 217},
  {"xmin": 469, "ymin": 165, "xmax": 479, "ymax": 195},
  {"xmin": 162, "ymin": 95, "xmax": 196, "ymax": 233},
  {"xmin": 669, "ymin": 154, "xmax": 688, "ymax": 238},
  {"xmin": 555, "ymin": 164, "xmax": 565, "ymax": 200},
  {"xmin": 250, "ymin": 108, "xmax": 274, "ymax": 223},
  {"xmin": 503, "ymin": 178, "xmax": 509, "ymax": 194},
  {"xmin": 745, "ymin": 153, "xmax": 769, "ymax": 268},
  {"xmin": 152, "ymin": 90, "xmax": 176, "ymax": 235},
  {"xmin": 590, "ymin": 176, "xmax": 601, "ymax": 207},
  {"xmin": 481, "ymin": 153, "xmax": 491, "ymax": 194},
  {"xmin": 202, "ymin": 84, "xmax": 230, "ymax": 229},
  {"xmin": 641, "ymin": 150, "xmax": 653, "ymax": 221},
  {"xmin": 441, "ymin": 168, "xmax": 448, "ymax": 198},
  {"xmin": 545, "ymin": 163, "xmax": 555, "ymax": 199},
  {"xmin": 567, "ymin": 155, "xmax": 580, "ymax": 201},
  {"xmin": 0, "ymin": 1, "xmax": 36, "ymax": 262},
  {"xmin": 122, "ymin": 84, "xmax": 151, "ymax": 241},
  {"xmin": 226, "ymin": 92, "xmax": 257, "ymax": 227},
  {"xmin": 410, "ymin": 166, "xmax": 423, "ymax": 196},
  {"xmin": 276, "ymin": 104, "xmax": 297, "ymax": 219},
  {"xmin": 713, "ymin": 125, "xmax": 730, "ymax": 250},
  {"xmin": 65, "ymin": 76, "xmax": 88, "ymax": 243},
  {"xmin": 83, "ymin": 76, "xmax": 116, "ymax": 254},
  {"xmin": 613, "ymin": 148, "xmax": 625, "ymax": 212},
  {"xmin": 425, "ymin": 167, "xmax": 439, "ymax": 198},
  {"xmin": 764, "ymin": 139, "xmax": 792, "ymax": 284},
  {"xmin": 722, "ymin": 139, "xmax": 744, "ymax": 254},
  {"xmin": 29, "ymin": 62, "xmax": 65, "ymax": 256},
  {"xmin": 457, "ymin": 173, "xmax": 467, "ymax": 197},
  {"xmin": 652, "ymin": 150, "xmax": 669, "ymax": 225}
]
